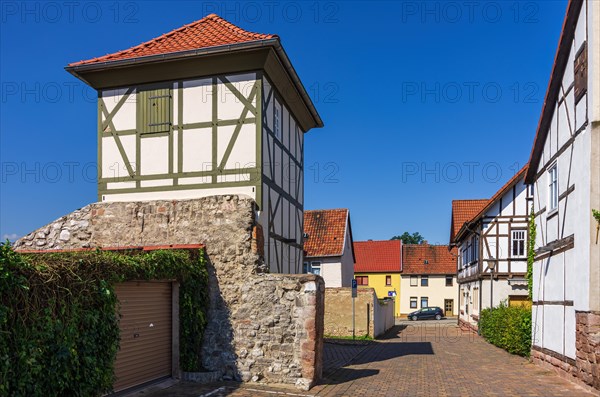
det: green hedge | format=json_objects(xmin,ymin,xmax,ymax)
[
  {"xmin": 0, "ymin": 243, "xmax": 208, "ymax": 397},
  {"xmin": 479, "ymin": 301, "xmax": 531, "ymax": 357}
]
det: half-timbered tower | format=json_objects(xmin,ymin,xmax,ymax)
[
  {"xmin": 525, "ymin": 0, "xmax": 599, "ymax": 390},
  {"xmin": 66, "ymin": 14, "xmax": 323, "ymax": 274},
  {"xmin": 452, "ymin": 166, "xmax": 531, "ymax": 330}
]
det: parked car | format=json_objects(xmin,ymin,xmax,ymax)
[{"xmin": 408, "ymin": 307, "xmax": 444, "ymax": 321}]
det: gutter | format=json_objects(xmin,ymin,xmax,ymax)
[{"xmin": 65, "ymin": 38, "xmax": 323, "ymax": 129}]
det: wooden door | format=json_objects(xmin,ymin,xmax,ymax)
[{"xmin": 444, "ymin": 299, "xmax": 454, "ymax": 317}]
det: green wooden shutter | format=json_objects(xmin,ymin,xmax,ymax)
[{"xmin": 139, "ymin": 87, "xmax": 172, "ymax": 134}]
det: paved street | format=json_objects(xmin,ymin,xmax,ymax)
[{"xmin": 143, "ymin": 323, "xmax": 594, "ymax": 397}]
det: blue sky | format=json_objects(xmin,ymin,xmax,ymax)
[{"xmin": 0, "ymin": 1, "xmax": 567, "ymax": 244}]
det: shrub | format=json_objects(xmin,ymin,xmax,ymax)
[
  {"xmin": 0, "ymin": 243, "xmax": 208, "ymax": 397},
  {"xmin": 479, "ymin": 301, "xmax": 531, "ymax": 357}
]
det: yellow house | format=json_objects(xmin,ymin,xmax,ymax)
[{"xmin": 353, "ymin": 240, "xmax": 402, "ymax": 317}]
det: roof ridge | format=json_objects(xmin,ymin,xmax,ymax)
[{"xmin": 69, "ymin": 13, "xmax": 277, "ymax": 67}]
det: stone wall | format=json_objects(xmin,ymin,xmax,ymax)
[
  {"xmin": 531, "ymin": 311, "xmax": 600, "ymax": 393},
  {"xmin": 324, "ymin": 288, "xmax": 394, "ymax": 338},
  {"xmin": 14, "ymin": 196, "xmax": 324, "ymax": 390}
]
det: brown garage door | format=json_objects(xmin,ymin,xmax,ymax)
[{"xmin": 114, "ymin": 281, "xmax": 172, "ymax": 392}]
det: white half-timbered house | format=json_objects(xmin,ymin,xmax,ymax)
[
  {"xmin": 452, "ymin": 166, "xmax": 531, "ymax": 330},
  {"xmin": 66, "ymin": 14, "xmax": 323, "ymax": 274},
  {"xmin": 525, "ymin": 0, "xmax": 599, "ymax": 391}
]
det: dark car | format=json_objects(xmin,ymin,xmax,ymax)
[{"xmin": 408, "ymin": 307, "xmax": 444, "ymax": 321}]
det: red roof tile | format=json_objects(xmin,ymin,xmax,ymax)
[
  {"xmin": 304, "ymin": 209, "xmax": 349, "ymax": 258},
  {"xmin": 450, "ymin": 199, "xmax": 488, "ymax": 244},
  {"xmin": 69, "ymin": 14, "xmax": 277, "ymax": 66},
  {"xmin": 402, "ymin": 245, "xmax": 457, "ymax": 275},
  {"xmin": 354, "ymin": 240, "xmax": 402, "ymax": 273}
]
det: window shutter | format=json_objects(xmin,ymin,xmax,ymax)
[
  {"xmin": 139, "ymin": 87, "xmax": 172, "ymax": 133},
  {"xmin": 574, "ymin": 43, "xmax": 587, "ymax": 103}
]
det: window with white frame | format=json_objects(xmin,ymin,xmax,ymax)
[
  {"xmin": 511, "ymin": 230, "xmax": 526, "ymax": 257},
  {"xmin": 310, "ymin": 261, "xmax": 321, "ymax": 275},
  {"xmin": 549, "ymin": 164, "xmax": 558, "ymax": 211},
  {"xmin": 421, "ymin": 297, "xmax": 429, "ymax": 308},
  {"xmin": 410, "ymin": 276, "xmax": 418, "ymax": 286}
]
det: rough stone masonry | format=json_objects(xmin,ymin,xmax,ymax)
[{"xmin": 14, "ymin": 195, "xmax": 325, "ymax": 390}]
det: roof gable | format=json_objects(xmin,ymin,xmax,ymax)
[
  {"xmin": 402, "ymin": 244, "xmax": 456, "ymax": 275},
  {"xmin": 304, "ymin": 209, "xmax": 349, "ymax": 258},
  {"xmin": 69, "ymin": 14, "xmax": 276, "ymax": 66},
  {"xmin": 453, "ymin": 165, "xmax": 528, "ymax": 243},
  {"xmin": 353, "ymin": 240, "xmax": 402, "ymax": 273},
  {"xmin": 450, "ymin": 199, "xmax": 488, "ymax": 244}
]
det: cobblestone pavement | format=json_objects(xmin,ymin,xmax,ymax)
[{"xmin": 142, "ymin": 324, "xmax": 595, "ymax": 397}]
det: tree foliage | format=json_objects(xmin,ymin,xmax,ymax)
[{"xmin": 391, "ymin": 232, "xmax": 425, "ymax": 245}]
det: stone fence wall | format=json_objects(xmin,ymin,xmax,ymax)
[
  {"xmin": 324, "ymin": 288, "xmax": 394, "ymax": 339},
  {"xmin": 14, "ymin": 196, "xmax": 324, "ymax": 390}
]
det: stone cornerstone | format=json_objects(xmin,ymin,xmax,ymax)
[
  {"xmin": 14, "ymin": 196, "xmax": 325, "ymax": 390},
  {"xmin": 531, "ymin": 311, "xmax": 600, "ymax": 393}
]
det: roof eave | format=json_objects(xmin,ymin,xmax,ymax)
[
  {"xmin": 65, "ymin": 38, "xmax": 323, "ymax": 130},
  {"xmin": 525, "ymin": 0, "xmax": 583, "ymax": 183}
]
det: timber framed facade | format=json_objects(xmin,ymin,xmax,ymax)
[
  {"xmin": 452, "ymin": 166, "xmax": 531, "ymax": 330},
  {"xmin": 525, "ymin": 0, "xmax": 599, "ymax": 390},
  {"xmin": 67, "ymin": 14, "xmax": 323, "ymax": 274}
]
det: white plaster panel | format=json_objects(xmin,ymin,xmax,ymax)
[
  {"xmin": 221, "ymin": 124, "xmax": 256, "ymax": 170},
  {"xmin": 575, "ymin": 93, "xmax": 588, "ymax": 130},
  {"xmin": 179, "ymin": 176, "xmax": 211, "ymax": 185},
  {"xmin": 574, "ymin": 4, "xmax": 587, "ymax": 52},
  {"xmin": 182, "ymin": 79, "xmax": 212, "ymax": 124},
  {"xmin": 264, "ymin": 79, "xmax": 273, "ymax": 131},
  {"xmin": 140, "ymin": 179, "xmax": 172, "ymax": 187},
  {"xmin": 106, "ymin": 181, "xmax": 136, "ymax": 190},
  {"xmin": 182, "ymin": 128, "xmax": 212, "ymax": 172},
  {"xmin": 557, "ymin": 101, "xmax": 572, "ymax": 151},
  {"xmin": 217, "ymin": 79, "xmax": 256, "ymax": 121},
  {"xmin": 564, "ymin": 305, "xmax": 576, "ymax": 359},
  {"xmin": 141, "ymin": 136, "xmax": 169, "ymax": 175},
  {"xmin": 102, "ymin": 88, "xmax": 136, "ymax": 131},
  {"xmin": 172, "ymin": 84, "xmax": 179, "ymax": 126},
  {"xmin": 217, "ymin": 173, "xmax": 250, "ymax": 183},
  {"xmin": 512, "ymin": 261, "xmax": 527, "ymax": 273},
  {"xmin": 543, "ymin": 253, "xmax": 565, "ymax": 302},
  {"xmin": 274, "ymin": 145, "xmax": 282, "ymax": 187},
  {"xmin": 102, "ymin": 135, "xmax": 136, "ymax": 178},
  {"xmin": 564, "ymin": 45, "xmax": 575, "ymax": 89},
  {"xmin": 263, "ymin": 130, "xmax": 272, "ymax": 179},
  {"xmin": 542, "ymin": 305, "xmax": 565, "ymax": 354},
  {"xmin": 531, "ymin": 304, "xmax": 543, "ymax": 347},
  {"xmin": 532, "ymin": 260, "xmax": 546, "ymax": 301},
  {"xmin": 105, "ymin": 188, "xmax": 255, "ymax": 203}
]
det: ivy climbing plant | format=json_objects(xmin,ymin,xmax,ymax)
[
  {"xmin": 593, "ymin": 209, "xmax": 600, "ymax": 244},
  {"xmin": 0, "ymin": 243, "xmax": 208, "ymax": 397},
  {"xmin": 527, "ymin": 206, "xmax": 537, "ymax": 300}
]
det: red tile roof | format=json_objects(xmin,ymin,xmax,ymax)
[
  {"xmin": 402, "ymin": 245, "xmax": 457, "ymax": 275},
  {"xmin": 450, "ymin": 199, "xmax": 488, "ymax": 244},
  {"xmin": 354, "ymin": 240, "xmax": 402, "ymax": 273},
  {"xmin": 304, "ymin": 209, "xmax": 350, "ymax": 258},
  {"xmin": 69, "ymin": 14, "xmax": 277, "ymax": 66}
]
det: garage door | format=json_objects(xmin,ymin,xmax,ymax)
[{"xmin": 114, "ymin": 281, "xmax": 172, "ymax": 392}]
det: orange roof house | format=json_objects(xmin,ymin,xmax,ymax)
[
  {"xmin": 399, "ymin": 244, "xmax": 458, "ymax": 317},
  {"xmin": 353, "ymin": 240, "xmax": 403, "ymax": 316},
  {"xmin": 303, "ymin": 209, "xmax": 354, "ymax": 287}
]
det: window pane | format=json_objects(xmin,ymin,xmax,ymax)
[
  {"xmin": 421, "ymin": 276, "xmax": 429, "ymax": 286},
  {"xmin": 386, "ymin": 275, "xmax": 391, "ymax": 285},
  {"xmin": 421, "ymin": 297, "xmax": 428, "ymax": 308},
  {"xmin": 410, "ymin": 276, "xmax": 417, "ymax": 286}
]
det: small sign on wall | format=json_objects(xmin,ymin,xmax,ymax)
[
  {"xmin": 351, "ymin": 279, "xmax": 357, "ymax": 298},
  {"xmin": 388, "ymin": 291, "xmax": 396, "ymax": 297}
]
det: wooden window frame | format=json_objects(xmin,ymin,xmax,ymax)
[
  {"xmin": 356, "ymin": 276, "xmax": 369, "ymax": 286},
  {"xmin": 385, "ymin": 275, "xmax": 392, "ymax": 286},
  {"xmin": 420, "ymin": 297, "xmax": 429, "ymax": 308},
  {"xmin": 445, "ymin": 276, "xmax": 453, "ymax": 287},
  {"xmin": 410, "ymin": 276, "xmax": 418, "ymax": 287},
  {"xmin": 511, "ymin": 229, "xmax": 526, "ymax": 257},
  {"xmin": 421, "ymin": 276, "xmax": 429, "ymax": 287}
]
